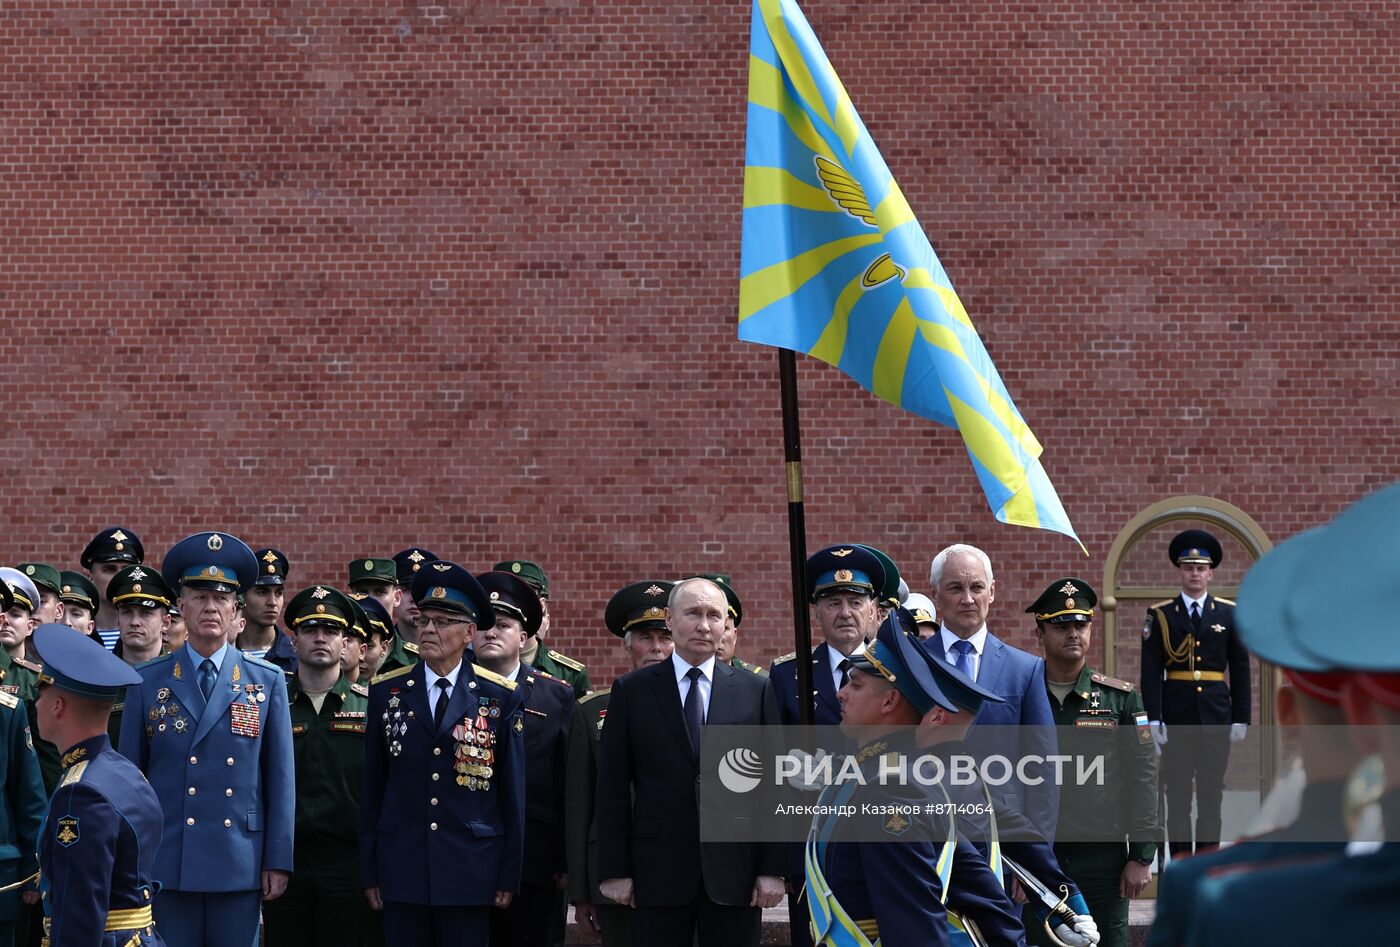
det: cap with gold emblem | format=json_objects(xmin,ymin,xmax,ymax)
[
  {"xmin": 492, "ymin": 559, "xmax": 549, "ymax": 600},
  {"xmin": 106, "ymin": 565, "xmax": 176, "ymax": 610},
  {"xmin": 690, "ymin": 573, "xmax": 742, "ymax": 626},
  {"xmin": 605, "ymin": 580, "xmax": 676, "ymax": 638},
  {"xmin": 286, "ymin": 585, "xmax": 358, "ymax": 631},
  {"xmin": 57, "ymin": 571, "xmax": 99, "ymax": 613},
  {"xmin": 477, "ymin": 572, "xmax": 544, "ymax": 637},
  {"xmin": 17, "ymin": 563, "xmax": 61, "ymax": 598},
  {"xmin": 805, "ymin": 545, "xmax": 885, "ymax": 603},
  {"xmin": 161, "ymin": 532, "xmax": 259, "ymax": 595},
  {"xmin": 410, "ymin": 561, "xmax": 492, "ymax": 625},
  {"xmin": 1169, "ymin": 529, "xmax": 1222, "ymax": 568},
  {"xmin": 0, "ymin": 568, "xmax": 41, "ymax": 614},
  {"xmin": 348, "ymin": 558, "xmax": 397, "ymax": 589},
  {"xmin": 253, "ymin": 548, "xmax": 290, "ymax": 587},
  {"xmin": 1026, "ymin": 578, "xmax": 1097, "ymax": 624},
  {"xmin": 393, "ymin": 548, "xmax": 438, "ymax": 586},
  {"xmin": 80, "ymin": 526, "xmax": 145, "ymax": 569}
]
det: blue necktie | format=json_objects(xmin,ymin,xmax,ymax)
[
  {"xmin": 199, "ymin": 659, "xmax": 217, "ymax": 701},
  {"xmin": 951, "ymin": 639, "xmax": 976, "ymax": 680},
  {"xmin": 683, "ymin": 667, "xmax": 705, "ymax": 753}
]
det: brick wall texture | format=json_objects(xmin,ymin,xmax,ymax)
[{"xmin": 3, "ymin": 1, "xmax": 1395, "ymax": 689}]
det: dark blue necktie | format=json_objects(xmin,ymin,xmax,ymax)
[
  {"xmin": 951, "ymin": 639, "xmax": 975, "ymax": 680},
  {"xmin": 199, "ymin": 659, "xmax": 217, "ymax": 701},
  {"xmin": 683, "ymin": 667, "xmax": 705, "ymax": 753},
  {"xmin": 433, "ymin": 679, "xmax": 450, "ymax": 728}
]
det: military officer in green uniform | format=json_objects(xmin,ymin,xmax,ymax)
[
  {"xmin": 564, "ymin": 580, "xmax": 675, "ymax": 947},
  {"xmin": 57, "ymin": 571, "xmax": 101, "ymax": 636},
  {"xmin": 694, "ymin": 574, "xmax": 764, "ymax": 675},
  {"xmin": 857, "ymin": 545, "xmax": 904, "ymax": 629},
  {"xmin": 1029, "ymin": 578, "xmax": 1157, "ymax": 947},
  {"xmin": 262, "ymin": 584, "xmax": 376, "ymax": 947},
  {"xmin": 494, "ymin": 560, "xmax": 590, "ymax": 699},
  {"xmin": 16, "ymin": 564, "xmax": 62, "ymax": 625},
  {"xmin": 356, "ymin": 558, "xmax": 419, "ymax": 675}
]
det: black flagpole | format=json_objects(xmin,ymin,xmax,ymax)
[{"xmin": 778, "ymin": 349, "xmax": 814, "ymax": 728}]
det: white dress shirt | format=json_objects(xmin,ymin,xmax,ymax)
[
  {"xmin": 1180, "ymin": 591, "xmax": 1206, "ymax": 618},
  {"xmin": 673, "ymin": 653, "xmax": 717, "ymax": 722},
  {"xmin": 938, "ymin": 625, "xmax": 988, "ymax": 682},
  {"xmin": 826, "ymin": 641, "xmax": 866, "ymax": 693},
  {"xmin": 423, "ymin": 660, "xmax": 464, "ymax": 709}
]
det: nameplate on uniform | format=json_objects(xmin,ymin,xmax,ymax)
[
  {"xmin": 329, "ymin": 720, "xmax": 366, "ymax": 734},
  {"xmin": 291, "ymin": 724, "xmax": 308, "ymax": 735},
  {"xmin": 1074, "ymin": 718, "xmax": 1116, "ymax": 731},
  {"xmin": 230, "ymin": 702, "xmax": 261, "ymax": 738}
]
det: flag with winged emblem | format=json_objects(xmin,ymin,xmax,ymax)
[{"xmin": 738, "ymin": 0, "xmax": 1080, "ymax": 546}]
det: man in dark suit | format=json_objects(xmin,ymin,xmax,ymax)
[
  {"xmin": 596, "ymin": 577, "xmax": 784, "ymax": 947},
  {"xmin": 475, "ymin": 570, "xmax": 579, "ymax": 947},
  {"xmin": 1140, "ymin": 529, "xmax": 1250, "ymax": 856},
  {"xmin": 922, "ymin": 543, "xmax": 1060, "ymax": 840}
]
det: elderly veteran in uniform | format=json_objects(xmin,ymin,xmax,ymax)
[
  {"xmin": 475, "ymin": 571, "xmax": 579, "ymax": 947},
  {"xmin": 1179, "ymin": 482, "xmax": 1400, "ymax": 944},
  {"xmin": 0, "ymin": 583, "xmax": 42, "ymax": 947},
  {"xmin": 58, "ymin": 572, "xmax": 101, "ymax": 637},
  {"xmin": 80, "ymin": 527, "xmax": 145, "ymax": 653},
  {"xmin": 565, "ymin": 580, "xmax": 675, "ymax": 947},
  {"xmin": 31, "ymin": 623, "xmax": 160, "ymax": 947},
  {"xmin": 360, "ymin": 561, "xmax": 527, "ymax": 946},
  {"xmin": 493, "ymin": 560, "xmax": 591, "ymax": 700},
  {"xmin": 117, "ymin": 531, "xmax": 295, "ymax": 947},
  {"xmin": 694, "ymin": 574, "xmax": 763, "ymax": 675},
  {"xmin": 1027, "ymin": 580, "xmax": 1156, "ymax": 947},
  {"xmin": 1140, "ymin": 530, "xmax": 1250, "ymax": 855},
  {"xmin": 263, "ymin": 586, "xmax": 375, "ymax": 947}
]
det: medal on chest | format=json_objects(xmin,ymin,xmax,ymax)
[
  {"xmin": 383, "ymin": 689, "xmax": 409, "ymax": 756},
  {"xmin": 453, "ymin": 697, "xmax": 498, "ymax": 790}
]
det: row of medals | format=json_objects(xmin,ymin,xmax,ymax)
[{"xmin": 454, "ymin": 702, "xmax": 498, "ymax": 790}]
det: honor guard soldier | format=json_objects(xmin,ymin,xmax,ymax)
[
  {"xmin": 361, "ymin": 557, "xmax": 418, "ymax": 674},
  {"xmin": 31, "ymin": 624, "xmax": 158, "ymax": 947},
  {"xmin": 694, "ymin": 574, "xmax": 764, "ymax": 675},
  {"xmin": 392, "ymin": 547, "xmax": 438, "ymax": 642},
  {"xmin": 360, "ymin": 561, "xmax": 527, "ymax": 946},
  {"xmin": 80, "ymin": 527, "xmax": 145, "ymax": 652},
  {"xmin": 243, "ymin": 548, "xmax": 294, "ymax": 668},
  {"xmin": 1140, "ymin": 530, "xmax": 1251, "ymax": 855},
  {"xmin": 565, "ymin": 580, "xmax": 675, "ymax": 947},
  {"xmin": 493, "ymin": 560, "xmax": 591, "ymax": 699},
  {"xmin": 262, "ymin": 586, "xmax": 376, "ymax": 947},
  {"xmin": 58, "ymin": 572, "xmax": 100, "ymax": 637},
  {"xmin": 118, "ymin": 531, "xmax": 295, "ymax": 947},
  {"xmin": 0, "ymin": 580, "xmax": 42, "ymax": 947},
  {"xmin": 1028, "ymin": 580, "xmax": 1157, "ymax": 947},
  {"xmin": 16, "ymin": 564, "xmax": 63, "ymax": 625},
  {"xmin": 476, "ymin": 571, "xmax": 580, "ymax": 947}
]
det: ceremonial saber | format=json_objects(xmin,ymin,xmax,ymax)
[{"xmin": 1002, "ymin": 856, "xmax": 1077, "ymax": 947}]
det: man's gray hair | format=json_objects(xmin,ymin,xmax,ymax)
[
  {"xmin": 929, "ymin": 544, "xmax": 994, "ymax": 589},
  {"xmin": 668, "ymin": 576, "xmax": 725, "ymax": 611}
]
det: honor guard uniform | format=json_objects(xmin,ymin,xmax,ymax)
[
  {"xmin": 117, "ymin": 532, "xmax": 296, "ymax": 947},
  {"xmin": 31, "ymin": 625, "xmax": 159, "ymax": 947},
  {"xmin": 477, "ymin": 571, "xmax": 579, "ymax": 947},
  {"xmin": 103, "ymin": 565, "xmax": 177, "ymax": 745},
  {"xmin": 80, "ymin": 527, "xmax": 145, "ymax": 653},
  {"xmin": 693, "ymin": 574, "xmax": 765, "ymax": 675},
  {"xmin": 1027, "ymin": 580, "xmax": 1157, "ymax": 947},
  {"xmin": 359, "ymin": 562, "xmax": 527, "ymax": 946},
  {"xmin": 17, "ymin": 564, "xmax": 62, "ymax": 624},
  {"xmin": 493, "ymin": 560, "xmax": 591, "ymax": 699},
  {"xmin": 0, "ymin": 581, "xmax": 43, "ymax": 947},
  {"xmin": 564, "ymin": 580, "xmax": 675, "ymax": 947},
  {"xmin": 252, "ymin": 548, "xmax": 297, "ymax": 671},
  {"xmin": 1140, "ymin": 530, "xmax": 1251, "ymax": 854},
  {"xmin": 58, "ymin": 572, "xmax": 101, "ymax": 634},
  {"xmin": 262, "ymin": 586, "xmax": 375, "ymax": 947}
]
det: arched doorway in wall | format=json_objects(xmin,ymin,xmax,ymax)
[{"xmin": 1098, "ymin": 496, "xmax": 1281, "ymax": 811}]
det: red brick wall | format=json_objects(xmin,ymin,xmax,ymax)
[{"xmin": 3, "ymin": 1, "xmax": 1394, "ymax": 686}]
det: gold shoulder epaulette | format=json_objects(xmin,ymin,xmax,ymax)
[
  {"xmin": 370, "ymin": 665, "xmax": 414, "ymax": 685},
  {"xmin": 1214, "ymin": 597, "xmax": 1236, "ymax": 606},
  {"xmin": 350, "ymin": 682, "xmax": 369, "ymax": 697},
  {"xmin": 473, "ymin": 663, "xmax": 518, "ymax": 691},
  {"xmin": 15, "ymin": 657, "xmax": 41, "ymax": 674},
  {"xmin": 531, "ymin": 669, "xmax": 572, "ymax": 689},
  {"xmin": 578, "ymin": 688, "xmax": 611, "ymax": 706},
  {"xmin": 546, "ymin": 649, "xmax": 586, "ymax": 672},
  {"xmin": 1091, "ymin": 671, "xmax": 1134, "ymax": 692},
  {"xmin": 1148, "ymin": 599, "xmax": 1173, "ymax": 610},
  {"xmin": 0, "ymin": 691, "xmax": 18, "ymax": 710},
  {"xmin": 771, "ymin": 651, "xmax": 798, "ymax": 665},
  {"xmin": 59, "ymin": 760, "xmax": 89, "ymax": 788},
  {"xmin": 403, "ymin": 641, "xmax": 420, "ymax": 654}
]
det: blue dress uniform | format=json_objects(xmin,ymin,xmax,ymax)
[
  {"xmin": 359, "ymin": 562, "xmax": 527, "ymax": 946},
  {"xmin": 29, "ymin": 623, "xmax": 161, "ymax": 947},
  {"xmin": 0, "ymin": 691, "xmax": 42, "ymax": 947},
  {"xmin": 117, "ymin": 532, "xmax": 295, "ymax": 947}
]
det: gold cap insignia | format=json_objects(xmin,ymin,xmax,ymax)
[
  {"xmin": 432, "ymin": 563, "xmax": 451, "ymax": 573},
  {"xmin": 1065, "ymin": 597, "xmax": 1076, "ymax": 609},
  {"xmin": 262, "ymin": 551, "xmax": 278, "ymax": 563},
  {"xmin": 489, "ymin": 591, "xmax": 500, "ymax": 601},
  {"xmin": 646, "ymin": 606, "xmax": 663, "ymax": 618},
  {"xmin": 266, "ymin": 565, "xmax": 276, "ymax": 574},
  {"xmin": 409, "ymin": 550, "xmax": 425, "ymax": 563},
  {"xmin": 207, "ymin": 534, "xmax": 223, "ymax": 551},
  {"xmin": 645, "ymin": 584, "xmax": 665, "ymax": 596},
  {"xmin": 111, "ymin": 530, "xmax": 128, "ymax": 542},
  {"xmin": 431, "ymin": 587, "xmax": 447, "ymax": 599},
  {"xmin": 1059, "ymin": 581, "xmax": 1079, "ymax": 596},
  {"xmin": 834, "ymin": 569, "xmax": 854, "ymax": 583},
  {"xmin": 316, "ymin": 604, "xmax": 326, "ymax": 613},
  {"xmin": 311, "ymin": 587, "xmax": 330, "ymax": 599},
  {"xmin": 23, "ymin": 566, "xmax": 33, "ymax": 576},
  {"xmin": 511, "ymin": 562, "xmax": 522, "ymax": 573},
  {"xmin": 133, "ymin": 584, "xmax": 143, "ymax": 593},
  {"xmin": 831, "ymin": 548, "xmax": 853, "ymax": 557},
  {"xmin": 205, "ymin": 567, "xmax": 219, "ymax": 577},
  {"xmin": 61, "ymin": 585, "xmax": 71, "ymax": 594}
]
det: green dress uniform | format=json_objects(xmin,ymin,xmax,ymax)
[
  {"xmin": 728, "ymin": 657, "xmax": 766, "ymax": 675},
  {"xmin": 262, "ymin": 672, "xmax": 375, "ymax": 946},
  {"xmin": 531, "ymin": 647, "xmax": 590, "ymax": 700},
  {"xmin": 0, "ymin": 651, "xmax": 60, "ymax": 795},
  {"xmin": 563, "ymin": 689, "xmax": 629, "ymax": 947},
  {"xmin": 379, "ymin": 636, "xmax": 419, "ymax": 675}
]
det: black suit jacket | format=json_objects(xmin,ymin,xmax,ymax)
[{"xmin": 595, "ymin": 656, "xmax": 783, "ymax": 906}]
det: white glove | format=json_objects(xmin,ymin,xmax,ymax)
[
  {"xmin": 784, "ymin": 748, "xmax": 831, "ymax": 792},
  {"xmin": 1150, "ymin": 721, "xmax": 1168, "ymax": 748},
  {"xmin": 1053, "ymin": 915, "xmax": 1100, "ymax": 947},
  {"xmin": 1230, "ymin": 722, "xmax": 1248, "ymax": 743}
]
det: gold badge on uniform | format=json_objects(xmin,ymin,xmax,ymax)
[
  {"xmin": 56, "ymin": 817, "xmax": 80, "ymax": 846},
  {"xmin": 431, "ymin": 587, "xmax": 446, "ymax": 599},
  {"xmin": 832, "ymin": 549, "xmax": 853, "ymax": 557},
  {"xmin": 207, "ymin": 534, "xmax": 223, "ymax": 551},
  {"xmin": 882, "ymin": 811, "xmax": 911, "ymax": 836},
  {"xmin": 834, "ymin": 569, "xmax": 853, "ymax": 583}
]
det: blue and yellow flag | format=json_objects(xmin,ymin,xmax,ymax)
[{"xmin": 739, "ymin": 0, "xmax": 1080, "ymax": 546}]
